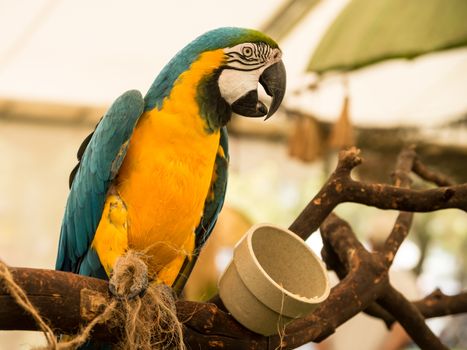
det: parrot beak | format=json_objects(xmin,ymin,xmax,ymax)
[
  {"xmin": 231, "ymin": 60, "xmax": 286, "ymax": 119},
  {"xmin": 260, "ymin": 60, "xmax": 286, "ymax": 120}
]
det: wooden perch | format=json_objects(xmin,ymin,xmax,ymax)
[
  {"xmin": 1, "ymin": 146, "xmax": 466, "ymax": 349},
  {"xmin": 289, "ymin": 147, "xmax": 467, "ymax": 239}
]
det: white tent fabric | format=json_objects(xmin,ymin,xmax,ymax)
[
  {"xmin": 286, "ymin": 47, "xmax": 467, "ymax": 128},
  {"xmin": 0, "ymin": 0, "xmax": 282, "ymax": 104}
]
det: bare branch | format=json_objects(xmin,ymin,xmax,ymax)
[
  {"xmin": 289, "ymin": 147, "xmax": 467, "ymax": 241},
  {"xmin": 366, "ymin": 290, "xmax": 467, "ymax": 327},
  {"xmin": 300, "ymin": 146, "xmax": 457, "ymax": 349},
  {"xmin": 381, "ymin": 145, "xmax": 415, "ymax": 266},
  {"xmin": 413, "ymin": 157, "xmax": 455, "ymax": 186},
  {"xmin": 382, "ymin": 212, "xmax": 414, "ymax": 267},
  {"xmin": 288, "ymin": 147, "xmax": 362, "ymax": 239},
  {"xmin": 391, "ymin": 144, "xmax": 415, "ymax": 188},
  {"xmin": 414, "ymin": 289, "xmax": 467, "ymax": 320},
  {"xmin": 0, "ymin": 147, "xmax": 465, "ymax": 349},
  {"xmin": 378, "ymin": 287, "xmax": 448, "ymax": 350},
  {"xmin": 0, "ymin": 267, "xmax": 268, "ymax": 348},
  {"xmin": 346, "ymin": 181, "xmax": 466, "ymax": 211}
]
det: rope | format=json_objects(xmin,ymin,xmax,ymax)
[
  {"xmin": 0, "ymin": 259, "xmax": 59, "ymax": 348},
  {"xmin": 0, "ymin": 253, "xmax": 185, "ymax": 350},
  {"xmin": 0, "ymin": 259, "xmax": 116, "ymax": 349}
]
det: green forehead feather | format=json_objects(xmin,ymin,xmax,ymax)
[
  {"xmin": 186, "ymin": 27, "xmax": 279, "ymax": 50},
  {"xmin": 221, "ymin": 28, "xmax": 279, "ymax": 48},
  {"xmin": 144, "ymin": 27, "xmax": 279, "ymax": 111}
]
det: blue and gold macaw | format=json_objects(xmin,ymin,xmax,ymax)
[{"xmin": 56, "ymin": 27, "xmax": 286, "ymax": 298}]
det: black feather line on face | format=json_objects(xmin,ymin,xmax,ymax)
[
  {"xmin": 223, "ymin": 64, "xmax": 267, "ymax": 72},
  {"xmin": 226, "ymin": 58, "xmax": 263, "ymax": 66},
  {"xmin": 226, "ymin": 52, "xmax": 261, "ymax": 64},
  {"xmin": 225, "ymin": 61, "xmax": 266, "ymax": 72},
  {"xmin": 253, "ymin": 44, "xmax": 259, "ymax": 58}
]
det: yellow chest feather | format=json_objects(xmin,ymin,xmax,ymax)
[
  {"xmin": 95, "ymin": 49, "xmax": 226, "ymax": 280},
  {"xmin": 117, "ymin": 110, "xmax": 220, "ymax": 254}
]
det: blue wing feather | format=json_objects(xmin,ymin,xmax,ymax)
[
  {"xmin": 195, "ymin": 126, "xmax": 229, "ymax": 249},
  {"xmin": 56, "ymin": 90, "xmax": 144, "ymax": 276}
]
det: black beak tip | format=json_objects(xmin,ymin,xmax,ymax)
[{"xmin": 259, "ymin": 60, "xmax": 286, "ymax": 120}]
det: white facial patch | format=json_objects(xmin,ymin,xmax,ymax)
[{"xmin": 218, "ymin": 68, "xmax": 262, "ymax": 104}]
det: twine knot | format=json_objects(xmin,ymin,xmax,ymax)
[{"xmin": 0, "ymin": 252, "xmax": 185, "ymax": 350}]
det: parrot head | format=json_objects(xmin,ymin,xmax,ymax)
[{"xmin": 145, "ymin": 27, "xmax": 286, "ymax": 131}]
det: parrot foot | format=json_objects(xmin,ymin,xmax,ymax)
[{"xmin": 109, "ymin": 252, "xmax": 149, "ymax": 300}]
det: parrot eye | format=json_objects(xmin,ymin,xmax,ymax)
[{"xmin": 242, "ymin": 46, "xmax": 253, "ymax": 58}]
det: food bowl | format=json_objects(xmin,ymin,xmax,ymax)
[{"xmin": 218, "ymin": 223, "xmax": 330, "ymax": 336}]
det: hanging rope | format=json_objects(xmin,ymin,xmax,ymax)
[{"xmin": 0, "ymin": 252, "xmax": 185, "ymax": 350}]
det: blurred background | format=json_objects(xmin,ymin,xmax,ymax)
[{"xmin": 0, "ymin": 0, "xmax": 466, "ymax": 349}]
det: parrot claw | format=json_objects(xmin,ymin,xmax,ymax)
[{"xmin": 108, "ymin": 253, "xmax": 149, "ymax": 300}]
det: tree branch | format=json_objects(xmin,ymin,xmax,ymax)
[
  {"xmin": 382, "ymin": 145, "xmax": 415, "ymax": 267},
  {"xmin": 302, "ymin": 146, "xmax": 460, "ymax": 349},
  {"xmin": 414, "ymin": 289, "xmax": 467, "ymax": 319},
  {"xmin": 382, "ymin": 212, "xmax": 413, "ymax": 267},
  {"xmin": 0, "ymin": 267, "xmax": 267, "ymax": 348},
  {"xmin": 413, "ymin": 157, "xmax": 455, "ymax": 186},
  {"xmin": 365, "ymin": 289, "xmax": 467, "ymax": 327},
  {"xmin": 1, "ymin": 146, "xmax": 466, "ymax": 349},
  {"xmin": 289, "ymin": 147, "xmax": 467, "ymax": 241},
  {"xmin": 378, "ymin": 287, "xmax": 448, "ymax": 350}
]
